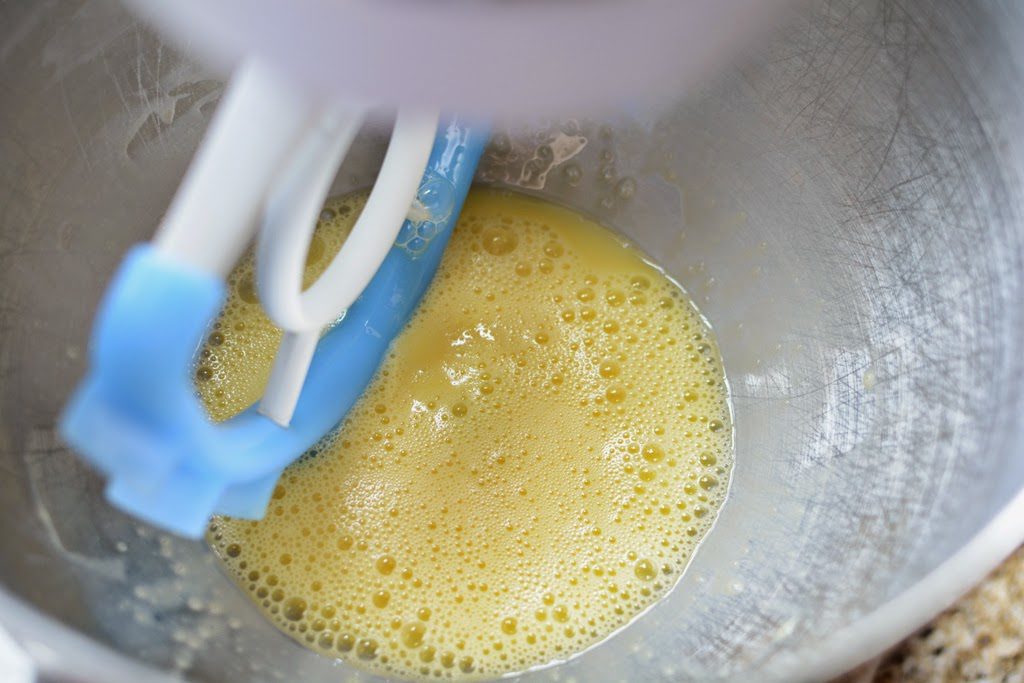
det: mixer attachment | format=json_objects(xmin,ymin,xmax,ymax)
[{"xmin": 59, "ymin": 60, "xmax": 488, "ymax": 537}]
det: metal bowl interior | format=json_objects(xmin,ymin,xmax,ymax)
[{"xmin": 1, "ymin": 0, "xmax": 1023, "ymax": 681}]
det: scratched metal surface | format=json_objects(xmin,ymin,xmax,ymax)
[{"xmin": 1, "ymin": 0, "xmax": 1023, "ymax": 681}]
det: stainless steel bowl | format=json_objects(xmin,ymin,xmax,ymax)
[{"xmin": 2, "ymin": 1, "xmax": 1024, "ymax": 681}]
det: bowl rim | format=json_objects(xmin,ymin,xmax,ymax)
[{"xmin": 765, "ymin": 483, "xmax": 1024, "ymax": 682}]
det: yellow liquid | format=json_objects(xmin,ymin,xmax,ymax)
[{"xmin": 204, "ymin": 189, "xmax": 732, "ymax": 680}]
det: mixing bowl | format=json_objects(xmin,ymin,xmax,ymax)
[{"xmin": 2, "ymin": 0, "xmax": 1024, "ymax": 680}]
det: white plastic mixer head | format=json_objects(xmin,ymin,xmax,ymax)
[{"xmin": 122, "ymin": 0, "xmax": 790, "ymax": 117}]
